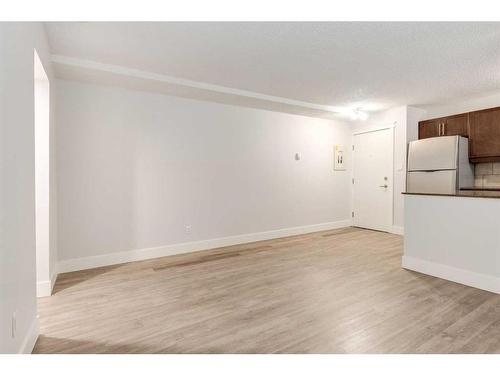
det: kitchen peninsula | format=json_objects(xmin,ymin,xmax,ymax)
[{"xmin": 403, "ymin": 191, "xmax": 500, "ymax": 293}]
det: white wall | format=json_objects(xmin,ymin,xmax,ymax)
[
  {"xmin": 0, "ymin": 23, "xmax": 55, "ymax": 354},
  {"xmin": 352, "ymin": 106, "xmax": 425, "ymax": 233},
  {"xmin": 56, "ymin": 80, "xmax": 352, "ymax": 265},
  {"xmin": 49, "ymin": 74, "xmax": 58, "ymax": 289},
  {"xmin": 406, "ymin": 106, "xmax": 426, "ymax": 143},
  {"xmin": 34, "ymin": 50, "xmax": 53, "ymax": 297}
]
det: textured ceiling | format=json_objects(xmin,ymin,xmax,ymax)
[{"xmin": 45, "ymin": 22, "xmax": 500, "ymax": 114}]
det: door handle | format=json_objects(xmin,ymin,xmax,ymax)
[{"xmin": 379, "ymin": 184, "xmax": 388, "ymax": 188}]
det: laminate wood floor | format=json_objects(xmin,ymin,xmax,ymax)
[{"xmin": 34, "ymin": 227, "xmax": 500, "ymax": 354}]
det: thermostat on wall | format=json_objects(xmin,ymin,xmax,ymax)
[{"xmin": 334, "ymin": 145, "xmax": 346, "ymax": 171}]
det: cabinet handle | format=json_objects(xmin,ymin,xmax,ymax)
[{"xmin": 443, "ymin": 122, "xmax": 446, "ymax": 136}]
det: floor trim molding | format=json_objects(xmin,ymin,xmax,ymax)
[
  {"xmin": 402, "ymin": 255, "xmax": 500, "ymax": 294},
  {"xmin": 19, "ymin": 317, "xmax": 39, "ymax": 354},
  {"xmin": 37, "ymin": 271, "xmax": 58, "ymax": 297},
  {"xmin": 390, "ymin": 226, "xmax": 404, "ymax": 236},
  {"xmin": 57, "ymin": 220, "xmax": 352, "ymax": 273}
]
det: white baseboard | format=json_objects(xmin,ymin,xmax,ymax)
[
  {"xmin": 18, "ymin": 317, "xmax": 39, "ymax": 354},
  {"xmin": 402, "ymin": 255, "xmax": 500, "ymax": 294},
  {"xmin": 58, "ymin": 220, "xmax": 352, "ymax": 273},
  {"xmin": 36, "ymin": 271, "xmax": 58, "ymax": 297},
  {"xmin": 390, "ymin": 226, "xmax": 404, "ymax": 235}
]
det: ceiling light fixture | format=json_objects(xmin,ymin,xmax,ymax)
[
  {"xmin": 349, "ymin": 108, "xmax": 368, "ymax": 121},
  {"xmin": 357, "ymin": 110, "xmax": 368, "ymax": 121}
]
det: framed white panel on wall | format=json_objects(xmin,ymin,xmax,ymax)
[{"xmin": 334, "ymin": 144, "xmax": 346, "ymax": 170}]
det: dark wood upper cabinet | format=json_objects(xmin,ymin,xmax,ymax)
[
  {"xmin": 418, "ymin": 119, "xmax": 440, "ymax": 139},
  {"xmin": 468, "ymin": 107, "xmax": 500, "ymax": 162},
  {"xmin": 418, "ymin": 114, "xmax": 468, "ymax": 139},
  {"xmin": 442, "ymin": 114, "xmax": 468, "ymax": 137}
]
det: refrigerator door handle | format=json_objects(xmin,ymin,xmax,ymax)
[{"xmin": 423, "ymin": 168, "xmax": 457, "ymax": 172}]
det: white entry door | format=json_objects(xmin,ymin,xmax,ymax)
[{"xmin": 353, "ymin": 127, "xmax": 393, "ymax": 232}]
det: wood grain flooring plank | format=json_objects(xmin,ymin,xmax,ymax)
[{"xmin": 33, "ymin": 227, "xmax": 500, "ymax": 353}]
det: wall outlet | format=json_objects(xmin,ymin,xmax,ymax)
[
  {"xmin": 11, "ymin": 311, "xmax": 16, "ymax": 339},
  {"xmin": 185, "ymin": 224, "xmax": 192, "ymax": 235}
]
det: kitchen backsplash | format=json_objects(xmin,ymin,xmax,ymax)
[{"xmin": 474, "ymin": 162, "xmax": 500, "ymax": 188}]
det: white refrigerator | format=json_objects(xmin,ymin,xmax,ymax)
[{"xmin": 407, "ymin": 136, "xmax": 474, "ymax": 194}]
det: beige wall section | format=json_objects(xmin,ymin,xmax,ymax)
[{"xmin": 0, "ymin": 23, "xmax": 56, "ymax": 353}]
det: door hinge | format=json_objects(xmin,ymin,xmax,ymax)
[
  {"xmin": 352, "ymin": 145, "xmax": 355, "ymax": 151},
  {"xmin": 352, "ymin": 211, "xmax": 354, "ymax": 218}
]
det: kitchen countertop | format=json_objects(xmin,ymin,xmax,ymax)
[{"xmin": 402, "ymin": 189, "xmax": 500, "ymax": 199}]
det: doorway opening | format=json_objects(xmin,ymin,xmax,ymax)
[{"xmin": 34, "ymin": 49, "xmax": 51, "ymax": 297}]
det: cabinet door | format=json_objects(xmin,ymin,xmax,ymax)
[
  {"xmin": 469, "ymin": 107, "xmax": 500, "ymax": 160},
  {"xmin": 418, "ymin": 119, "xmax": 440, "ymax": 139},
  {"xmin": 443, "ymin": 114, "xmax": 468, "ymax": 137}
]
